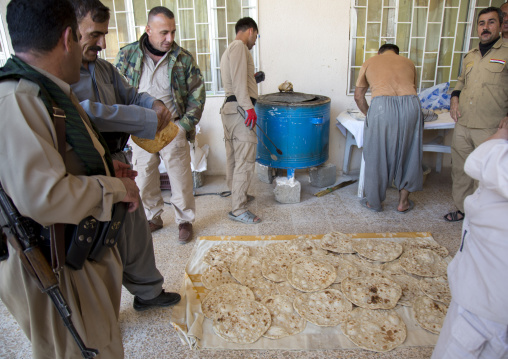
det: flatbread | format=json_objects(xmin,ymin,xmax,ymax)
[
  {"xmin": 413, "ymin": 295, "xmax": 448, "ymax": 334},
  {"xmin": 382, "ymin": 259, "xmax": 408, "ymax": 275},
  {"xmin": 342, "ymin": 307, "xmax": 407, "ymax": 352},
  {"xmin": 261, "ymin": 249, "xmax": 294, "ymax": 283},
  {"xmin": 354, "ymin": 265, "xmax": 388, "ymax": 280},
  {"xmin": 352, "ymin": 239, "xmax": 403, "ymax": 262},
  {"xmin": 294, "ymin": 289, "xmax": 353, "ymax": 326},
  {"xmin": 201, "ymin": 283, "xmax": 255, "ymax": 320},
  {"xmin": 261, "ymin": 295, "xmax": 306, "ymax": 339},
  {"xmin": 286, "ymin": 236, "xmax": 328, "ymax": 257},
  {"xmin": 342, "ymin": 253, "xmax": 382, "ymax": 270},
  {"xmin": 249, "ymin": 277, "xmax": 280, "ymax": 301},
  {"xmin": 249, "ymin": 246, "xmax": 272, "ymax": 259},
  {"xmin": 230, "ymin": 254, "xmax": 263, "ymax": 287},
  {"xmin": 201, "ymin": 266, "xmax": 236, "ymax": 290},
  {"xmin": 399, "ymin": 248, "xmax": 448, "ymax": 277},
  {"xmin": 313, "ymin": 255, "xmax": 358, "ymax": 283},
  {"xmin": 131, "ymin": 121, "xmax": 179, "ymax": 153},
  {"xmin": 276, "ymin": 281, "xmax": 303, "ymax": 299},
  {"xmin": 287, "ymin": 257, "xmax": 337, "ymax": 292},
  {"xmin": 202, "ymin": 242, "xmax": 250, "ymax": 269},
  {"xmin": 319, "ymin": 232, "xmax": 355, "ymax": 254},
  {"xmin": 419, "ymin": 276, "xmax": 451, "ymax": 305},
  {"xmin": 403, "ymin": 238, "xmax": 449, "ymax": 258},
  {"xmin": 212, "ymin": 300, "xmax": 271, "ymax": 344},
  {"xmin": 390, "ymin": 274, "xmax": 424, "ymax": 306},
  {"xmin": 341, "ymin": 276, "xmax": 402, "ymax": 310}
]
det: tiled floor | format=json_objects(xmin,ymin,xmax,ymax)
[{"xmin": 0, "ymin": 168, "xmax": 463, "ymax": 358}]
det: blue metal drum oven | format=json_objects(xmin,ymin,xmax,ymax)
[{"xmin": 255, "ymin": 92, "xmax": 331, "ymax": 178}]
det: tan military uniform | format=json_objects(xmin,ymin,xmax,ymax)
[
  {"xmin": 451, "ymin": 38, "xmax": 508, "ymax": 212},
  {"xmin": 220, "ymin": 40, "xmax": 258, "ymax": 216},
  {"xmin": 0, "ymin": 66, "xmax": 125, "ymax": 358}
]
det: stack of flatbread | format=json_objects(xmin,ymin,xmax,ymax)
[{"xmin": 198, "ymin": 233, "xmax": 451, "ymax": 351}]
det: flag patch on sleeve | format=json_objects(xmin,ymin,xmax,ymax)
[{"xmin": 490, "ymin": 59, "xmax": 506, "ymax": 65}]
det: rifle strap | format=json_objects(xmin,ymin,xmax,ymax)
[{"xmin": 50, "ymin": 107, "xmax": 67, "ymax": 273}]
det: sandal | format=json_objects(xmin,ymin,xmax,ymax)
[
  {"xmin": 228, "ymin": 210, "xmax": 261, "ymax": 224},
  {"xmin": 443, "ymin": 210, "xmax": 464, "ymax": 222},
  {"xmin": 397, "ymin": 200, "xmax": 415, "ymax": 214},
  {"xmin": 360, "ymin": 198, "xmax": 382, "ymax": 212}
]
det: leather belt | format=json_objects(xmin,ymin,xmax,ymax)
[{"xmin": 225, "ymin": 95, "xmax": 257, "ymax": 106}]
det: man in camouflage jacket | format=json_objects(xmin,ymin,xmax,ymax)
[{"xmin": 114, "ymin": 6, "xmax": 205, "ymax": 242}]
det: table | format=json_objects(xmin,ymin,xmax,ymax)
[{"xmin": 336, "ymin": 110, "xmax": 455, "ymax": 197}]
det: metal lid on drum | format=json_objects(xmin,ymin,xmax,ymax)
[{"xmin": 257, "ymin": 92, "xmax": 330, "ymax": 107}]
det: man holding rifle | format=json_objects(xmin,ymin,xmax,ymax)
[{"xmin": 0, "ymin": 0, "xmax": 137, "ymax": 357}]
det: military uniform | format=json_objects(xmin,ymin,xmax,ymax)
[
  {"xmin": 114, "ymin": 35, "xmax": 205, "ymax": 228},
  {"xmin": 72, "ymin": 58, "xmax": 165, "ymax": 300},
  {"xmin": 451, "ymin": 37, "xmax": 508, "ymax": 212},
  {"xmin": 220, "ymin": 40, "xmax": 258, "ymax": 216},
  {"xmin": 0, "ymin": 61, "xmax": 125, "ymax": 358}
]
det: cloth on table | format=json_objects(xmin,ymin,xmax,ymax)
[{"xmin": 336, "ymin": 110, "xmax": 366, "ymax": 147}]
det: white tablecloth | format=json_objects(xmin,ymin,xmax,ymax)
[{"xmin": 336, "ymin": 110, "xmax": 455, "ymax": 149}]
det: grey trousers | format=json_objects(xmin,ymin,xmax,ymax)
[
  {"xmin": 112, "ymin": 151, "xmax": 164, "ymax": 300},
  {"xmin": 363, "ymin": 95, "xmax": 423, "ymax": 209}
]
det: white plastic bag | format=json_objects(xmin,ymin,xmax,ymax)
[{"xmin": 419, "ymin": 82, "xmax": 451, "ymax": 110}]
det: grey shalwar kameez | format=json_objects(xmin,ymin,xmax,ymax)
[{"xmin": 363, "ymin": 95, "xmax": 423, "ymax": 210}]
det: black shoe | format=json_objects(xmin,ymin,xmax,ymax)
[{"xmin": 133, "ymin": 290, "xmax": 181, "ymax": 311}]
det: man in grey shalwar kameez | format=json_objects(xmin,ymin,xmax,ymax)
[{"xmin": 354, "ymin": 44, "xmax": 423, "ymax": 213}]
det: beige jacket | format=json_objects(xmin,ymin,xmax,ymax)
[
  {"xmin": 0, "ymin": 68, "xmax": 126, "ymax": 226},
  {"xmin": 220, "ymin": 39, "xmax": 258, "ymax": 113},
  {"xmin": 0, "ymin": 66, "xmax": 125, "ymax": 357},
  {"xmin": 454, "ymin": 38, "xmax": 508, "ymax": 129}
]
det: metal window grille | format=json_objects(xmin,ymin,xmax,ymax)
[
  {"xmin": 348, "ymin": 0, "xmax": 506, "ymax": 94},
  {"xmin": 0, "ymin": 13, "xmax": 10, "ymax": 67},
  {"xmin": 100, "ymin": 0, "xmax": 258, "ymax": 95}
]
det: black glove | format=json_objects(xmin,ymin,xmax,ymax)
[{"xmin": 254, "ymin": 71, "xmax": 265, "ymax": 84}]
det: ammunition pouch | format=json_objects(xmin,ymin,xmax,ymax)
[
  {"xmin": 64, "ymin": 203, "xmax": 128, "ymax": 270},
  {"xmin": 0, "ymin": 230, "xmax": 8, "ymax": 261},
  {"xmin": 0, "ymin": 186, "xmax": 127, "ymax": 269}
]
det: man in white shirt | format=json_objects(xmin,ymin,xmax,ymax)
[{"xmin": 432, "ymin": 122, "xmax": 508, "ymax": 359}]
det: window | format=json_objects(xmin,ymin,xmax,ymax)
[
  {"xmin": 100, "ymin": 0, "xmax": 258, "ymax": 95},
  {"xmin": 348, "ymin": 0, "xmax": 506, "ymax": 94},
  {"xmin": 0, "ymin": 13, "xmax": 10, "ymax": 67}
]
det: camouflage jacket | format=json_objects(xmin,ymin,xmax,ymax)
[{"xmin": 113, "ymin": 34, "xmax": 205, "ymax": 140}]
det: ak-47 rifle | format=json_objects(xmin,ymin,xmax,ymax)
[{"xmin": 0, "ymin": 183, "xmax": 98, "ymax": 358}]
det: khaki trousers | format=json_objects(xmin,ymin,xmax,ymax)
[
  {"xmin": 451, "ymin": 123, "xmax": 496, "ymax": 212},
  {"xmin": 0, "ymin": 236, "xmax": 124, "ymax": 359},
  {"xmin": 221, "ymin": 110, "xmax": 257, "ymax": 216},
  {"xmin": 131, "ymin": 123, "xmax": 195, "ymax": 224}
]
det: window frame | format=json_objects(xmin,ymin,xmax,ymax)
[
  {"xmin": 100, "ymin": 0, "xmax": 258, "ymax": 96},
  {"xmin": 347, "ymin": 0, "xmax": 503, "ymax": 95},
  {"xmin": 0, "ymin": 13, "xmax": 10, "ymax": 67}
]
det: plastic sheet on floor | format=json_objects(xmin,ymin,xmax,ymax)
[{"xmin": 171, "ymin": 232, "xmax": 448, "ymax": 350}]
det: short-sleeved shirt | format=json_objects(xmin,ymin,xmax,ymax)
[
  {"xmin": 356, "ymin": 51, "xmax": 417, "ymax": 98},
  {"xmin": 453, "ymin": 38, "xmax": 508, "ymax": 129}
]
